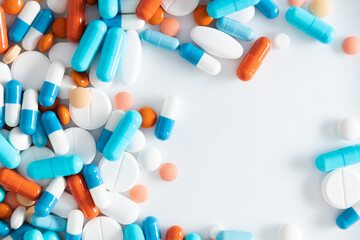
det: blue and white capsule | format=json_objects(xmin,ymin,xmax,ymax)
[
  {"xmin": 255, "ymin": 0, "xmax": 279, "ymax": 19},
  {"xmin": 97, "ymin": 110, "xmax": 124, "ymax": 153},
  {"xmin": 207, "ymin": 0, "xmax": 260, "ymax": 19},
  {"xmin": 5, "ymin": 80, "xmax": 22, "ymax": 127},
  {"xmin": 216, "ymin": 17, "xmax": 254, "ymax": 41},
  {"xmin": 32, "ymin": 112, "xmax": 48, "ymax": 148},
  {"xmin": 99, "ymin": 0, "xmax": 118, "ymax": 19},
  {"xmin": 20, "ymin": 89, "xmax": 38, "ymax": 135},
  {"xmin": 0, "ymin": 220, "xmax": 10, "ymax": 237},
  {"xmin": 179, "ymin": 43, "xmax": 221, "ymax": 75},
  {"xmin": 337, "ymin": 200, "xmax": 360, "ymax": 229},
  {"xmin": 35, "ymin": 177, "xmax": 66, "ymax": 217},
  {"xmin": 30, "ymin": 214, "xmax": 67, "ymax": 232},
  {"xmin": 101, "ymin": 14, "xmax": 145, "ymax": 30},
  {"xmin": 83, "ymin": 164, "xmax": 110, "ymax": 209},
  {"xmin": 155, "ymin": 96, "xmax": 181, "ymax": 141},
  {"xmin": 2, "ymin": 223, "xmax": 33, "ymax": 240},
  {"xmin": 39, "ymin": 61, "xmax": 65, "ymax": 107},
  {"xmin": 0, "ymin": 133, "xmax": 20, "ymax": 168},
  {"xmin": 22, "ymin": 9, "xmax": 54, "ymax": 50},
  {"xmin": 140, "ymin": 29, "xmax": 180, "ymax": 51},
  {"xmin": 41, "ymin": 111, "xmax": 69, "ymax": 155},
  {"xmin": 286, "ymin": 7, "xmax": 335, "ymax": 44},
  {"xmin": 124, "ymin": 224, "xmax": 145, "ymax": 240},
  {"xmin": 8, "ymin": 1, "xmax": 41, "ymax": 42},
  {"xmin": 217, "ymin": 231, "xmax": 253, "ymax": 240},
  {"xmin": 118, "ymin": 0, "xmax": 140, "ymax": 13},
  {"xmin": 143, "ymin": 216, "xmax": 161, "ymax": 240},
  {"xmin": 65, "ymin": 210, "xmax": 83, "ymax": 240},
  {"xmin": 0, "ymin": 85, "xmax": 4, "ymax": 129},
  {"xmin": 24, "ymin": 229, "xmax": 43, "ymax": 240},
  {"xmin": 43, "ymin": 231, "xmax": 60, "ymax": 240}
]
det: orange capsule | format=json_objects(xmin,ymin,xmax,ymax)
[
  {"xmin": 67, "ymin": 175, "xmax": 99, "ymax": 219},
  {"xmin": 56, "ymin": 104, "xmax": 70, "ymax": 125},
  {"xmin": 147, "ymin": 6, "xmax": 165, "ymax": 25},
  {"xmin": 0, "ymin": 169, "xmax": 42, "ymax": 200},
  {"xmin": 52, "ymin": 17, "xmax": 67, "ymax": 39},
  {"xmin": 3, "ymin": 192, "xmax": 20, "ymax": 209},
  {"xmin": 86, "ymin": 0, "xmax": 97, "ymax": 5},
  {"xmin": 166, "ymin": 226, "xmax": 185, "ymax": 240},
  {"xmin": 71, "ymin": 69, "xmax": 89, "ymax": 87},
  {"xmin": 136, "ymin": 0, "xmax": 162, "ymax": 21},
  {"xmin": 0, "ymin": 7, "xmax": 8, "ymax": 54},
  {"xmin": 237, "ymin": 37, "xmax": 271, "ymax": 81},
  {"xmin": 67, "ymin": 0, "xmax": 86, "ymax": 42},
  {"xmin": 2, "ymin": 0, "xmax": 23, "ymax": 15},
  {"xmin": 0, "ymin": 203, "xmax": 12, "ymax": 219},
  {"xmin": 39, "ymin": 97, "xmax": 59, "ymax": 112},
  {"xmin": 38, "ymin": 33, "xmax": 55, "ymax": 52},
  {"xmin": 138, "ymin": 107, "xmax": 157, "ymax": 128},
  {"xmin": 193, "ymin": 5, "xmax": 214, "ymax": 26}
]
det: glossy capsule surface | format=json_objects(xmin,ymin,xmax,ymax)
[
  {"xmin": 67, "ymin": 0, "xmax": 86, "ymax": 42},
  {"xmin": 136, "ymin": 0, "xmax": 162, "ymax": 21},
  {"xmin": 0, "ymin": 7, "xmax": 8, "ymax": 54},
  {"xmin": 124, "ymin": 224, "xmax": 145, "ymax": 240},
  {"xmin": 143, "ymin": 216, "xmax": 161, "ymax": 240},
  {"xmin": 2, "ymin": 0, "xmax": 24, "ymax": 15},
  {"xmin": 207, "ymin": 0, "xmax": 260, "ymax": 19},
  {"xmin": 166, "ymin": 226, "xmax": 184, "ymax": 240},
  {"xmin": 255, "ymin": 0, "xmax": 279, "ymax": 19}
]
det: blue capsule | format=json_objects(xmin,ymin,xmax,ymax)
[
  {"xmin": 0, "ymin": 220, "xmax": 10, "ymax": 237},
  {"xmin": 43, "ymin": 231, "xmax": 60, "ymax": 240},
  {"xmin": 216, "ymin": 231, "xmax": 253, "ymax": 240},
  {"xmin": 0, "ymin": 186, "xmax": 4, "ymax": 202},
  {"xmin": 255, "ymin": 0, "xmax": 279, "ymax": 19},
  {"xmin": 207, "ymin": 0, "xmax": 260, "ymax": 19},
  {"xmin": 39, "ymin": 62, "xmax": 65, "ymax": 107},
  {"xmin": 186, "ymin": 233, "xmax": 202, "ymax": 240},
  {"xmin": 83, "ymin": 164, "xmax": 110, "ymax": 208},
  {"xmin": 336, "ymin": 201, "xmax": 360, "ymax": 229},
  {"xmin": 216, "ymin": 18, "xmax": 254, "ymax": 41},
  {"xmin": 5, "ymin": 80, "xmax": 22, "ymax": 127},
  {"xmin": 20, "ymin": 89, "xmax": 38, "ymax": 135},
  {"xmin": 24, "ymin": 229, "xmax": 44, "ymax": 240},
  {"xmin": 124, "ymin": 224, "xmax": 145, "ymax": 240},
  {"xmin": 30, "ymin": 214, "xmax": 67, "ymax": 232},
  {"xmin": 5, "ymin": 224, "xmax": 33, "ymax": 240},
  {"xmin": 31, "ymin": 112, "xmax": 48, "ymax": 148},
  {"xmin": 98, "ymin": 0, "xmax": 118, "ymax": 19},
  {"xmin": 155, "ymin": 96, "xmax": 181, "ymax": 141},
  {"xmin": 140, "ymin": 29, "xmax": 180, "ymax": 51},
  {"xmin": 0, "ymin": 131, "xmax": 21, "ymax": 169},
  {"xmin": 143, "ymin": 216, "xmax": 161, "ymax": 240}
]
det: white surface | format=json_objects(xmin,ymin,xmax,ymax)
[
  {"xmin": 0, "ymin": 63, "xmax": 11, "ymax": 85},
  {"xmin": 65, "ymin": 127, "xmax": 96, "ymax": 164},
  {"xmin": 278, "ymin": 224, "xmax": 303, "ymax": 240},
  {"xmin": 48, "ymin": 130, "xmax": 69, "ymax": 155},
  {"xmin": 49, "ymin": 42, "xmax": 78, "ymax": 68},
  {"xmin": 82, "ymin": 217, "xmax": 123, "ymax": 240},
  {"xmin": 58, "ymin": 75, "xmax": 76, "ymax": 100},
  {"xmin": 47, "ymin": 0, "xmax": 68, "ymax": 14},
  {"xmin": 45, "ymin": 177, "xmax": 66, "ymax": 199}
]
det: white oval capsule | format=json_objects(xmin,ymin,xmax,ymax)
[
  {"xmin": 10, "ymin": 206, "xmax": 26, "ymax": 229},
  {"xmin": 20, "ymin": 89, "xmax": 38, "ymax": 135},
  {"xmin": 278, "ymin": 224, "xmax": 302, "ymax": 240},
  {"xmin": 8, "ymin": 127, "xmax": 32, "ymax": 151},
  {"xmin": 161, "ymin": 0, "xmax": 199, "ymax": 16},
  {"xmin": 66, "ymin": 209, "xmax": 84, "ymax": 239},
  {"xmin": 47, "ymin": 0, "xmax": 68, "ymax": 14},
  {"xmin": 52, "ymin": 192, "xmax": 78, "ymax": 218}
]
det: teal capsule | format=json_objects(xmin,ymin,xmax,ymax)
[
  {"xmin": 140, "ymin": 29, "xmax": 180, "ymax": 51},
  {"xmin": 217, "ymin": 231, "xmax": 253, "ymax": 240},
  {"xmin": 124, "ymin": 224, "xmax": 145, "ymax": 240},
  {"xmin": 30, "ymin": 214, "xmax": 67, "ymax": 232},
  {"xmin": 43, "ymin": 231, "xmax": 60, "ymax": 240},
  {"xmin": 0, "ymin": 186, "xmax": 5, "ymax": 202},
  {"xmin": 32, "ymin": 112, "xmax": 48, "ymax": 148},
  {"xmin": 24, "ymin": 229, "xmax": 44, "ymax": 240},
  {"xmin": 316, "ymin": 145, "xmax": 360, "ymax": 172},
  {"xmin": 216, "ymin": 18, "xmax": 254, "ymax": 41},
  {"xmin": 186, "ymin": 233, "xmax": 202, "ymax": 240}
]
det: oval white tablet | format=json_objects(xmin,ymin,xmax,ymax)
[
  {"xmin": 99, "ymin": 152, "xmax": 139, "ymax": 193},
  {"xmin": 10, "ymin": 206, "xmax": 26, "ymax": 229},
  {"xmin": 137, "ymin": 147, "xmax": 162, "ymax": 171},
  {"xmin": 161, "ymin": 0, "xmax": 199, "ymax": 16},
  {"xmin": 278, "ymin": 223, "xmax": 303, "ymax": 240},
  {"xmin": 69, "ymin": 88, "xmax": 112, "ymax": 130},
  {"xmin": 8, "ymin": 127, "xmax": 32, "ymax": 151},
  {"xmin": 83, "ymin": 217, "xmax": 123, "ymax": 240},
  {"xmin": 322, "ymin": 168, "xmax": 360, "ymax": 209},
  {"xmin": 52, "ymin": 192, "xmax": 79, "ymax": 218},
  {"xmin": 49, "ymin": 42, "xmax": 78, "ymax": 68},
  {"xmin": 64, "ymin": 127, "xmax": 96, "ymax": 164},
  {"xmin": 11, "ymin": 51, "xmax": 51, "ymax": 91},
  {"xmin": 126, "ymin": 130, "xmax": 146, "ymax": 153},
  {"xmin": 226, "ymin": 6, "xmax": 255, "ymax": 23},
  {"xmin": 47, "ymin": 0, "xmax": 68, "ymax": 14},
  {"xmin": 90, "ymin": 52, "xmax": 113, "ymax": 89},
  {"xmin": 19, "ymin": 146, "xmax": 54, "ymax": 187},
  {"xmin": 0, "ymin": 62, "xmax": 11, "ymax": 85},
  {"xmin": 100, "ymin": 191, "xmax": 139, "ymax": 225},
  {"xmin": 190, "ymin": 26, "xmax": 243, "ymax": 59},
  {"xmin": 58, "ymin": 75, "xmax": 76, "ymax": 100}
]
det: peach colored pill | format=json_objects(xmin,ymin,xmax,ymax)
[
  {"xmin": 39, "ymin": 97, "xmax": 59, "ymax": 112},
  {"xmin": 147, "ymin": 6, "xmax": 165, "ymax": 25},
  {"xmin": 2, "ymin": 0, "xmax": 23, "ymax": 15},
  {"xmin": 38, "ymin": 33, "xmax": 55, "ymax": 52},
  {"xmin": 52, "ymin": 17, "xmax": 67, "ymax": 39},
  {"xmin": 69, "ymin": 87, "xmax": 91, "ymax": 109},
  {"xmin": 310, "ymin": 0, "xmax": 330, "ymax": 18},
  {"xmin": 0, "ymin": 203, "xmax": 12, "ymax": 219},
  {"xmin": 56, "ymin": 104, "xmax": 70, "ymax": 125},
  {"xmin": 71, "ymin": 69, "xmax": 89, "ymax": 87},
  {"xmin": 3, "ymin": 192, "xmax": 20, "ymax": 210},
  {"xmin": 159, "ymin": 163, "xmax": 178, "ymax": 182},
  {"xmin": 25, "ymin": 205, "xmax": 35, "ymax": 223},
  {"xmin": 114, "ymin": 92, "xmax": 133, "ymax": 111},
  {"xmin": 16, "ymin": 194, "xmax": 35, "ymax": 207},
  {"xmin": 2, "ymin": 45, "xmax": 21, "ymax": 64},
  {"xmin": 161, "ymin": 18, "xmax": 180, "ymax": 37},
  {"xmin": 193, "ymin": 5, "xmax": 214, "ymax": 26},
  {"xmin": 138, "ymin": 107, "xmax": 157, "ymax": 128},
  {"xmin": 288, "ymin": 0, "xmax": 306, "ymax": 7},
  {"xmin": 129, "ymin": 184, "xmax": 148, "ymax": 203},
  {"xmin": 343, "ymin": 36, "xmax": 360, "ymax": 55}
]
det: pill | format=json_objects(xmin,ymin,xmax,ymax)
[
  {"xmin": 337, "ymin": 199, "xmax": 360, "ymax": 229},
  {"xmin": 322, "ymin": 168, "xmax": 360, "ymax": 209},
  {"xmin": 43, "ymin": 231, "xmax": 60, "ymax": 240},
  {"xmin": 288, "ymin": 0, "xmax": 306, "ymax": 6},
  {"xmin": 3, "ymin": 45, "xmax": 21, "ymax": 65},
  {"xmin": 129, "ymin": 184, "xmax": 148, "ymax": 203},
  {"xmin": 10, "ymin": 206, "xmax": 26, "ymax": 229},
  {"xmin": 0, "ymin": 7, "xmax": 8, "ymax": 54},
  {"xmin": 5, "ymin": 80, "xmax": 22, "ymax": 127},
  {"xmin": 97, "ymin": 110, "xmax": 124, "ymax": 153},
  {"xmin": 124, "ymin": 224, "xmax": 145, "ymax": 240},
  {"xmin": 316, "ymin": 145, "xmax": 360, "ymax": 171},
  {"xmin": 118, "ymin": 0, "xmax": 140, "ymax": 13},
  {"xmin": 0, "ymin": 131, "xmax": 20, "ymax": 169},
  {"xmin": 137, "ymin": 147, "xmax": 162, "ymax": 171},
  {"xmin": 193, "ymin": 5, "xmax": 214, "ymax": 26},
  {"xmin": 273, "ymin": 33, "xmax": 290, "ymax": 49},
  {"xmin": 186, "ymin": 233, "xmax": 202, "ymax": 240},
  {"xmin": 0, "ymin": 187, "xmax": 4, "ymax": 202},
  {"xmin": 166, "ymin": 226, "xmax": 184, "ymax": 240},
  {"xmin": 25, "ymin": 206, "xmax": 35, "ymax": 223},
  {"xmin": 71, "ymin": 20, "xmax": 107, "ymax": 72},
  {"xmin": 82, "ymin": 217, "xmax": 122, "ymax": 240},
  {"xmin": 255, "ymin": 0, "xmax": 279, "ymax": 19},
  {"xmin": 278, "ymin": 224, "xmax": 302, "ymax": 240},
  {"xmin": 30, "ymin": 214, "xmax": 67, "ymax": 232},
  {"xmin": 2, "ymin": 0, "xmax": 23, "ymax": 15},
  {"xmin": 71, "ymin": 69, "xmax": 89, "ymax": 87},
  {"xmin": 226, "ymin": 6, "xmax": 255, "ymax": 23},
  {"xmin": 126, "ymin": 130, "xmax": 146, "ymax": 153},
  {"xmin": 51, "ymin": 17, "xmax": 66, "ymax": 38},
  {"xmin": 100, "ymin": 14, "xmax": 145, "ymax": 30},
  {"xmin": 7, "ymin": 126, "xmax": 30, "ymax": 151},
  {"xmin": 31, "ymin": 114, "xmax": 49, "ymax": 148},
  {"xmin": 143, "ymin": 216, "xmax": 161, "ymax": 240},
  {"xmin": 41, "ymin": 111, "xmax": 69, "ymax": 155},
  {"xmin": 4, "ymin": 224, "xmax": 33, "ymax": 239},
  {"xmin": 39, "ymin": 98, "xmax": 59, "ymax": 112},
  {"xmin": 67, "ymin": 174, "xmax": 99, "ymax": 219},
  {"xmin": 0, "ymin": 86, "xmax": 3, "ymax": 129},
  {"xmin": 83, "ymin": 164, "xmax": 110, "ymax": 209},
  {"xmin": 3, "ymin": 192, "xmax": 20, "ymax": 210},
  {"xmin": 161, "ymin": 18, "xmax": 180, "ymax": 37},
  {"xmin": 65, "ymin": 127, "xmax": 96, "ymax": 164},
  {"xmin": 217, "ymin": 231, "xmax": 253, "ymax": 240},
  {"xmin": 155, "ymin": 96, "xmax": 181, "ymax": 140},
  {"xmin": 337, "ymin": 117, "xmax": 360, "ymax": 140},
  {"xmin": 285, "ymin": 7, "xmax": 335, "ymax": 44},
  {"xmin": 99, "ymin": 152, "xmax": 140, "ymax": 192},
  {"xmin": 0, "ymin": 203, "xmax": 12, "ymax": 219},
  {"xmin": 147, "ymin": 6, "xmax": 165, "ymax": 25},
  {"xmin": 140, "ymin": 29, "xmax": 180, "ymax": 51},
  {"xmin": 207, "ymin": 0, "xmax": 260, "ymax": 19},
  {"xmin": 138, "ymin": 107, "xmax": 157, "ymax": 128},
  {"xmin": 99, "ymin": 0, "xmax": 117, "ymax": 19},
  {"xmin": 69, "ymin": 87, "xmax": 91, "ymax": 109},
  {"xmin": 22, "ymin": 9, "xmax": 54, "ymax": 51},
  {"xmin": 35, "ymin": 177, "xmax": 66, "ymax": 217},
  {"xmin": 58, "ymin": 75, "xmax": 76, "ymax": 100},
  {"xmin": 47, "ymin": 0, "xmax": 68, "ymax": 14},
  {"xmin": 8, "ymin": 1, "xmax": 40, "ymax": 42},
  {"xmin": 65, "ymin": 209, "xmax": 84, "ymax": 240},
  {"xmin": 159, "ymin": 162, "xmax": 178, "ymax": 182},
  {"xmin": 38, "ymin": 33, "xmax": 54, "ymax": 52},
  {"xmin": 136, "ymin": 0, "xmax": 162, "ymax": 21},
  {"xmin": 237, "ymin": 37, "xmax": 271, "ymax": 81},
  {"xmin": 24, "ymin": 229, "xmax": 43, "ymax": 240},
  {"xmin": 342, "ymin": 37, "xmax": 360, "ymax": 55},
  {"xmin": 216, "ymin": 17, "xmax": 254, "ymax": 41},
  {"xmin": 89, "ymin": 52, "xmax": 113, "ymax": 89},
  {"xmin": 0, "ymin": 62, "xmax": 11, "ymax": 84},
  {"xmin": 179, "ymin": 43, "xmax": 221, "ymax": 75},
  {"xmin": 56, "ymin": 104, "xmax": 70, "ymax": 125},
  {"xmin": 161, "ymin": 0, "xmax": 199, "ymax": 16},
  {"xmin": 67, "ymin": 0, "xmax": 86, "ymax": 42},
  {"xmin": 51, "ymin": 192, "xmax": 78, "ymax": 219},
  {"xmin": 310, "ymin": 0, "xmax": 330, "ymax": 18},
  {"xmin": 19, "ymin": 89, "xmax": 38, "ymax": 135},
  {"xmin": 16, "ymin": 194, "xmax": 35, "ymax": 207},
  {"xmin": 114, "ymin": 92, "xmax": 133, "ymax": 111}
]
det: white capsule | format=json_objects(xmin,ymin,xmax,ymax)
[
  {"xmin": 47, "ymin": 0, "xmax": 68, "ymax": 14},
  {"xmin": 278, "ymin": 223, "xmax": 302, "ymax": 240},
  {"xmin": 10, "ymin": 206, "xmax": 26, "ymax": 229},
  {"xmin": 52, "ymin": 192, "xmax": 78, "ymax": 218},
  {"xmin": 338, "ymin": 117, "xmax": 360, "ymax": 141},
  {"xmin": 137, "ymin": 147, "xmax": 162, "ymax": 171},
  {"xmin": 47, "ymin": 177, "xmax": 66, "ymax": 199},
  {"xmin": 66, "ymin": 209, "xmax": 84, "ymax": 237},
  {"xmin": 5, "ymin": 80, "xmax": 22, "ymax": 127},
  {"xmin": 20, "ymin": 89, "xmax": 38, "ymax": 135},
  {"xmin": 122, "ymin": 14, "xmax": 145, "ymax": 30}
]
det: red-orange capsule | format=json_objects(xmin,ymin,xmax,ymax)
[
  {"xmin": 166, "ymin": 226, "xmax": 185, "ymax": 240},
  {"xmin": 67, "ymin": 175, "xmax": 99, "ymax": 219},
  {"xmin": 0, "ymin": 169, "xmax": 42, "ymax": 200},
  {"xmin": 136, "ymin": 0, "xmax": 162, "ymax": 21},
  {"xmin": 0, "ymin": 7, "xmax": 8, "ymax": 54},
  {"xmin": 237, "ymin": 37, "xmax": 271, "ymax": 81},
  {"xmin": 2, "ymin": 0, "xmax": 23, "ymax": 15},
  {"xmin": 67, "ymin": 0, "xmax": 86, "ymax": 42}
]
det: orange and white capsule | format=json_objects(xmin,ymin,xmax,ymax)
[{"xmin": 0, "ymin": 7, "xmax": 8, "ymax": 54}]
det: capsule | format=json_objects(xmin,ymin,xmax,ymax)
[
  {"xmin": 24, "ymin": 229, "xmax": 43, "ymax": 240},
  {"xmin": 0, "ymin": 85, "xmax": 4, "ymax": 129},
  {"xmin": 67, "ymin": 0, "xmax": 86, "ymax": 42},
  {"xmin": 207, "ymin": 0, "xmax": 260, "ymax": 19},
  {"xmin": 0, "ymin": 186, "xmax": 4, "ymax": 202},
  {"xmin": 100, "ymin": 14, "xmax": 145, "ymax": 30},
  {"xmin": 8, "ymin": 1, "xmax": 41, "ymax": 42},
  {"xmin": 166, "ymin": 226, "xmax": 185, "ymax": 240},
  {"xmin": 136, "ymin": 0, "xmax": 162, "ymax": 21},
  {"xmin": 3, "ymin": 223, "xmax": 33, "ymax": 240},
  {"xmin": 83, "ymin": 164, "xmax": 110, "ymax": 209},
  {"xmin": 0, "ymin": 7, "xmax": 8, "ymax": 54},
  {"xmin": 98, "ymin": 0, "xmax": 117, "ymax": 19},
  {"xmin": 65, "ymin": 209, "xmax": 84, "ymax": 240},
  {"xmin": 185, "ymin": 233, "xmax": 202, "ymax": 240},
  {"xmin": 0, "ymin": 133, "xmax": 20, "ymax": 169},
  {"xmin": 39, "ymin": 62, "xmax": 65, "ymax": 108},
  {"xmin": 118, "ymin": 0, "xmax": 140, "ymax": 13},
  {"xmin": 237, "ymin": 37, "xmax": 271, "ymax": 81},
  {"xmin": 216, "ymin": 17, "xmax": 254, "ymax": 41},
  {"xmin": 0, "ymin": 169, "xmax": 42, "ymax": 200},
  {"xmin": 19, "ymin": 89, "xmax": 38, "ymax": 135},
  {"xmin": 71, "ymin": 20, "xmax": 107, "ymax": 72},
  {"xmin": 0, "ymin": 220, "xmax": 9, "ymax": 237},
  {"xmin": 41, "ymin": 111, "xmax": 69, "ymax": 155},
  {"xmin": 30, "ymin": 214, "xmax": 67, "ymax": 232},
  {"xmin": 97, "ymin": 110, "xmax": 124, "ymax": 153},
  {"xmin": 5, "ymin": 80, "xmax": 22, "ymax": 127},
  {"xmin": 43, "ymin": 231, "xmax": 60, "ymax": 240},
  {"xmin": 316, "ymin": 145, "xmax": 360, "ymax": 172},
  {"xmin": 124, "ymin": 224, "xmax": 145, "ymax": 240},
  {"xmin": 255, "ymin": 0, "xmax": 279, "ymax": 19},
  {"xmin": 217, "ymin": 231, "xmax": 253, "ymax": 240},
  {"xmin": 97, "ymin": 28, "xmax": 125, "ymax": 82},
  {"xmin": 32, "ymin": 112, "xmax": 48, "ymax": 148},
  {"xmin": 179, "ymin": 43, "xmax": 221, "ymax": 75},
  {"xmin": 67, "ymin": 175, "xmax": 99, "ymax": 219},
  {"xmin": 285, "ymin": 7, "xmax": 335, "ymax": 44},
  {"xmin": 336, "ymin": 200, "xmax": 360, "ymax": 229},
  {"xmin": 103, "ymin": 111, "xmax": 142, "ymax": 161},
  {"xmin": 143, "ymin": 216, "xmax": 161, "ymax": 240},
  {"xmin": 140, "ymin": 29, "xmax": 179, "ymax": 51}
]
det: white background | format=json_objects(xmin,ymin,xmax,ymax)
[{"xmin": 3, "ymin": 0, "xmax": 360, "ymax": 239}]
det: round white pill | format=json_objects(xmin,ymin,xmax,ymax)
[
  {"xmin": 49, "ymin": 42, "xmax": 78, "ymax": 68},
  {"xmin": 137, "ymin": 147, "xmax": 162, "ymax": 171},
  {"xmin": 273, "ymin": 33, "xmax": 290, "ymax": 49},
  {"xmin": 226, "ymin": 6, "xmax": 255, "ymax": 23},
  {"xmin": 322, "ymin": 168, "xmax": 360, "ymax": 209},
  {"xmin": 10, "ymin": 206, "xmax": 26, "ymax": 229},
  {"xmin": 58, "ymin": 75, "xmax": 76, "ymax": 100},
  {"xmin": 83, "ymin": 217, "xmax": 123, "ymax": 240},
  {"xmin": 338, "ymin": 117, "xmax": 360, "ymax": 141},
  {"xmin": 161, "ymin": 0, "xmax": 199, "ymax": 16},
  {"xmin": 278, "ymin": 223, "xmax": 302, "ymax": 240},
  {"xmin": 65, "ymin": 127, "xmax": 96, "ymax": 164},
  {"xmin": 0, "ymin": 62, "xmax": 11, "ymax": 85},
  {"xmin": 209, "ymin": 225, "xmax": 225, "ymax": 240},
  {"xmin": 126, "ymin": 130, "xmax": 146, "ymax": 153},
  {"xmin": 47, "ymin": 0, "xmax": 68, "ymax": 14},
  {"xmin": 8, "ymin": 127, "xmax": 32, "ymax": 151}
]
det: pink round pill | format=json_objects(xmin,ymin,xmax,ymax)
[
  {"xmin": 129, "ymin": 184, "xmax": 148, "ymax": 203},
  {"xmin": 288, "ymin": 0, "xmax": 306, "ymax": 7},
  {"xmin": 114, "ymin": 92, "xmax": 133, "ymax": 111},
  {"xmin": 159, "ymin": 163, "xmax": 178, "ymax": 182},
  {"xmin": 343, "ymin": 36, "xmax": 360, "ymax": 55},
  {"xmin": 161, "ymin": 18, "xmax": 180, "ymax": 37}
]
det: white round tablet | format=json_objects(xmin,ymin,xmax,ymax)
[
  {"xmin": 83, "ymin": 217, "xmax": 123, "ymax": 240},
  {"xmin": 126, "ymin": 130, "xmax": 146, "ymax": 153},
  {"xmin": 209, "ymin": 225, "xmax": 225, "ymax": 240},
  {"xmin": 226, "ymin": 6, "xmax": 255, "ymax": 23},
  {"xmin": 0, "ymin": 62, "xmax": 11, "ymax": 85},
  {"xmin": 52, "ymin": 192, "xmax": 78, "ymax": 218},
  {"xmin": 278, "ymin": 223, "xmax": 303, "ymax": 240},
  {"xmin": 137, "ymin": 147, "xmax": 162, "ymax": 171},
  {"xmin": 273, "ymin": 33, "xmax": 290, "ymax": 49},
  {"xmin": 47, "ymin": 0, "xmax": 68, "ymax": 14},
  {"xmin": 19, "ymin": 146, "xmax": 54, "ymax": 187},
  {"xmin": 161, "ymin": 0, "xmax": 199, "ymax": 16},
  {"xmin": 11, "ymin": 51, "xmax": 51, "ymax": 91},
  {"xmin": 49, "ymin": 42, "xmax": 78, "ymax": 68},
  {"xmin": 10, "ymin": 206, "xmax": 26, "ymax": 229},
  {"xmin": 65, "ymin": 127, "xmax": 96, "ymax": 164},
  {"xmin": 322, "ymin": 168, "xmax": 360, "ymax": 209},
  {"xmin": 8, "ymin": 127, "xmax": 32, "ymax": 151},
  {"xmin": 90, "ymin": 52, "xmax": 112, "ymax": 89},
  {"xmin": 338, "ymin": 117, "xmax": 360, "ymax": 141},
  {"xmin": 69, "ymin": 88, "xmax": 112, "ymax": 130},
  {"xmin": 58, "ymin": 75, "xmax": 76, "ymax": 100},
  {"xmin": 99, "ymin": 152, "xmax": 139, "ymax": 193}
]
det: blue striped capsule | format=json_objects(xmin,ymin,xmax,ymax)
[
  {"xmin": 5, "ymin": 80, "xmax": 22, "ymax": 127},
  {"xmin": 0, "ymin": 220, "xmax": 10, "ymax": 237},
  {"xmin": 217, "ymin": 231, "xmax": 253, "ymax": 240},
  {"xmin": 4, "ymin": 224, "xmax": 33, "ymax": 240},
  {"xmin": 98, "ymin": 0, "xmax": 118, "ymax": 19},
  {"xmin": 124, "ymin": 224, "xmax": 145, "ymax": 240},
  {"xmin": 143, "ymin": 216, "xmax": 161, "ymax": 240},
  {"xmin": 216, "ymin": 17, "xmax": 254, "ymax": 41},
  {"xmin": 97, "ymin": 110, "xmax": 124, "ymax": 153},
  {"xmin": 30, "ymin": 214, "xmax": 67, "ymax": 232},
  {"xmin": 24, "ymin": 229, "xmax": 44, "ymax": 240},
  {"xmin": 43, "ymin": 231, "xmax": 60, "ymax": 240},
  {"xmin": 31, "ymin": 112, "xmax": 48, "ymax": 148},
  {"xmin": 207, "ymin": 0, "xmax": 260, "ymax": 19},
  {"xmin": 255, "ymin": 0, "xmax": 279, "ymax": 19},
  {"xmin": 140, "ymin": 29, "xmax": 180, "ymax": 51},
  {"xmin": 20, "ymin": 89, "xmax": 38, "ymax": 135}
]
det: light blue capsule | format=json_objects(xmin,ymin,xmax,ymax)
[
  {"xmin": 24, "ymin": 229, "xmax": 44, "ymax": 240},
  {"xmin": 216, "ymin": 231, "xmax": 253, "ymax": 240},
  {"xmin": 207, "ymin": 0, "xmax": 260, "ymax": 19},
  {"xmin": 255, "ymin": 0, "xmax": 279, "ymax": 19},
  {"xmin": 140, "ymin": 29, "xmax": 180, "ymax": 51},
  {"xmin": 0, "ymin": 132, "xmax": 21, "ymax": 169},
  {"xmin": 285, "ymin": 7, "xmax": 335, "ymax": 44},
  {"xmin": 0, "ymin": 186, "xmax": 4, "ymax": 202},
  {"xmin": 98, "ymin": 0, "xmax": 118, "ymax": 19},
  {"xmin": 0, "ymin": 220, "xmax": 10, "ymax": 237},
  {"xmin": 83, "ymin": 164, "xmax": 104, "ymax": 189},
  {"xmin": 186, "ymin": 233, "xmax": 202, "ymax": 240},
  {"xmin": 216, "ymin": 18, "xmax": 254, "ymax": 41},
  {"xmin": 43, "ymin": 231, "xmax": 60, "ymax": 240},
  {"xmin": 30, "ymin": 214, "xmax": 67, "ymax": 232},
  {"xmin": 5, "ymin": 224, "xmax": 33, "ymax": 240},
  {"xmin": 124, "ymin": 224, "xmax": 145, "ymax": 240},
  {"xmin": 32, "ymin": 112, "xmax": 48, "ymax": 148},
  {"xmin": 143, "ymin": 216, "xmax": 161, "ymax": 240}
]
